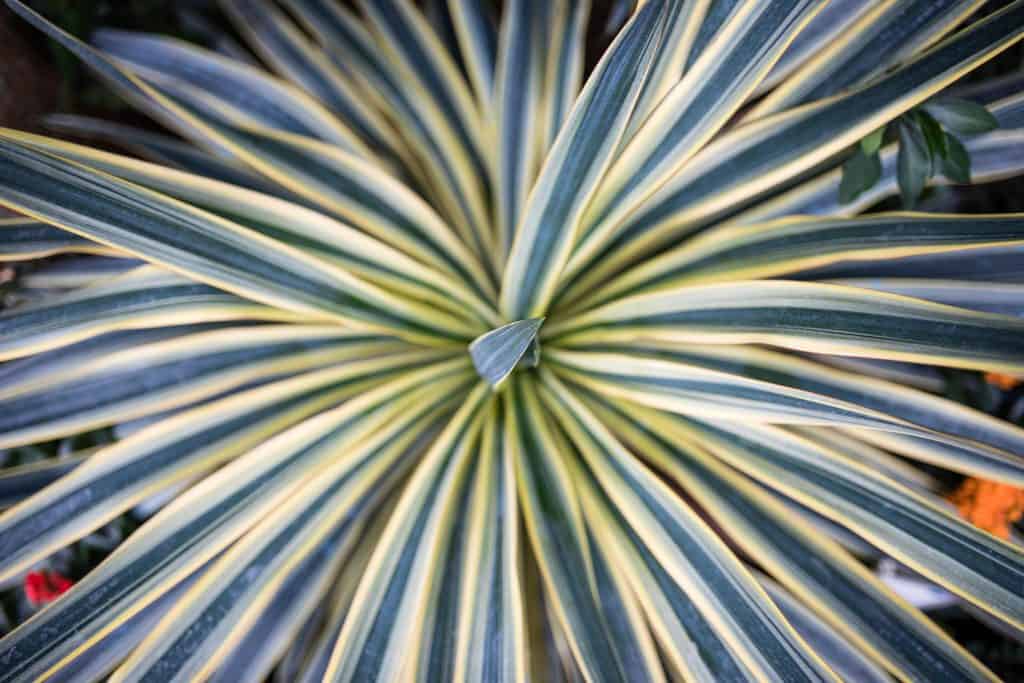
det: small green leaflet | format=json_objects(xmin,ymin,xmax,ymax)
[
  {"xmin": 469, "ymin": 318, "xmax": 544, "ymax": 388},
  {"xmin": 859, "ymin": 127, "xmax": 885, "ymax": 155},
  {"xmin": 839, "ymin": 148, "xmax": 881, "ymax": 203},
  {"xmin": 898, "ymin": 117, "xmax": 931, "ymax": 208},
  {"xmin": 841, "ymin": 97, "xmax": 998, "ymax": 208},
  {"xmin": 923, "ymin": 98, "xmax": 999, "ymax": 135}
]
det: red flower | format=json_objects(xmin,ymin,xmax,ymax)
[{"xmin": 23, "ymin": 570, "xmax": 73, "ymax": 606}]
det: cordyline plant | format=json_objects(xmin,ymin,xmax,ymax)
[{"xmin": 2, "ymin": 0, "xmax": 1024, "ymax": 680}]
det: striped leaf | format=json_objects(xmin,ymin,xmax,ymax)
[
  {"xmin": 447, "ymin": 0, "xmax": 498, "ymax": 110},
  {"xmin": 749, "ymin": 0, "xmax": 983, "ymax": 119},
  {"xmin": 0, "ymin": 367, "xmax": 468, "ymax": 682},
  {"xmin": 537, "ymin": 370, "xmax": 839, "ymax": 682},
  {"xmin": 108, "ymin": 401, "xmax": 446, "ymax": 681},
  {"xmin": 220, "ymin": 0, "xmax": 404, "ymax": 160},
  {"xmin": 685, "ymin": 417, "xmax": 1024, "ymax": 629},
  {"xmin": 6, "ymin": 127, "xmax": 499, "ymax": 325},
  {"xmin": 0, "ymin": 326, "xmax": 405, "ymax": 449},
  {"xmin": 500, "ymin": 0, "xmax": 666, "ymax": 319},
  {"xmin": 507, "ymin": 375, "xmax": 667, "ymax": 682},
  {"xmin": 586, "ymin": 213, "xmax": 1024, "ymax": 309},
  {"xmin": 549, "ymin": 280, "xmax": 1024, "ymax": 372},
  {"xmin": 553, "ymin": 340, "xmax": 1024, "ymax": 483},
  {"xmin": 322, "ymin": 384, "xmax": 491, "ymax": 682},
  {"xmin": 0, "ymin": 267, "xmax": 299, "ymax": 362},
  {"xmin": 0, "ymin": 354, "xmax": 460, "ymax": 586},
  {"xmin": 590, "ymin": 394, "xmax": 998, "ymax": 681},
  {"xmin": 558, "ymin": 2, "xmax": 1024, "ymax": 305},
  {"xmin": 0, "ymin": 217, "xmax": 119, "ymax": 261},
  {"xmin": 449, "ymin": 400, "xmax": 528, "ymax": 682},
  {"xmin": 0, "ymin": 136, "xmax": 477, "ymax": 343},
  {"xmin": 570, "ymin": 0, "xmax": 823, "ymax": 285}
]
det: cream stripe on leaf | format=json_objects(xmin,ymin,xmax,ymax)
[
  {"xmin": 790, "ymin": 244, "xmax": 1024, "ymax": 284},
  {"xmin": 754, "ymin": 577, "xmax": 890, "ymax": 683},
  {"xmin": 109, "ymin": 402, "xmax": 448, "ymax": 682},
  {"xmin": 621, "ymin": 0, "xmax": 708, "ymax": 136},
  {"xmin": 0, "ymin": 352, "xmax": 458, "ymax": 588},
  {"xmin": 687, "ymin": 417, "xmax": 1024, "ymax": 630},
  {"xmin": 0, "ymin": 266, "xmax": 300, "ymax": 362},
  {"xmin": 736, "ymin": 130, "xmax": 1024, "ymax": 223},
  {"xmin": 571, "ymin": 0, "xmax": 822, "ymax": 287},
  {"xmin": 0, "ymin": 367, "xmax": 470, "ymax": 683},
  {"xmin": 0, "ymin": 324, "xmax": 226, "ymax": 401},
  {"xmin": 281, "ymin": 0, "xmax": 495, "ymax": 271},
  {"xmin": 447, "ymin": 0, "xmax": 498, "ymax": 111},
  {"xmin": 89, "ymin": 28, "xmax": 368, "ymax": 156},
  {"xmin": 323, "ymin": 384, "xmax": 491, "ymax": 682},
  {"xmin": 829, "ymin": 279, "xmax": 1024, "ymax": 317},
  {"xmin": 358, "ymin": 0, "xmax": 489, "ymax": 177},
  {"xmin": 574, "ymin": 475, "xmax": 751, "ymax": 682},
  {"xmin": 547, "ymin": 347, "xmax": 1024, "ymax": 488},
  {"xmin": 46, "ymin": 75, "xmax": 495, "ymax": 307},
  {"xmin": 748, "ymin": 0, "xmax": 984, "ymax": 120},
  {"xmin": 15, "ymin": 255, "xmax": 139, "ymax": 292},
  {"xmin": 4, "ymin": 2, "xmax": 497, "ymax": 305},
  {"xmin": 557, "ymin": 2, "xmax": 1024, "ymax": 306},
  {"xmin": 493, "ymin": 0, "xmax": 543, "ymax": 260},
  {"xmin": 450, "ymin": 400, "xmax": 529, "ymax": 683},
  {"xmin": 755, "ymin": 0, "xmax": 875, "ymax": 96},
  {"xmin": 726, "ymin": 90, "xmax": 1024, "ymax": 226},
  {"xmin": 548, "ymin": 281, "xmax": 1024, "ymax": 373},
  {"xmin": 42, "ymin": 114, "xmax": 285, "ymax": 197},
  {"xmin": 507, "ymin": 375, "xmax": 665, "ymax": 683},
  {"xmin": 219, "ymin": 0, "xmax": 404, "ymax": 162},
  {"xmin": 357, "ymin": 0, "xmax": 496, "ymax": 270},
  {"xmin": 4, "ymin": 128, "xmax": 499, "ymax": 326},
  {"xmin": 0, "ymin": 452, "xmax": 89, "ymax": 510},
  {"xmin": 0, "ymin": 137, "xmax": 478, "ymax": 343},
  {"xmin": 591, "ymin": 395, "xmax": 998, "ymax": 682},
  {"xmin": 0, "ymin": 217, "xmax": 120, "ymax": 261},
  {"xmin": 537, "ymin": 370, "xmax": 839, "ymax": 683},
  {"xmin": 292, "ymin": 501, "xmax": 394, "ymax": 683},
  {"xmin": 554, "ymin": 341, "xmax": 1024, "ymax": 483},
  {"xmin": 0, "ymin": 326, "xmax": 405, "ymax": 450},
  {"xmin": 584, "ymin": 213, "xmax": 1024, "ymax": 311},
  {"xmin": 501, "ymin": 0, "xmax": 667, "ymax": 319},
  {"xmin": 206, "ymin": 519, "xmax": 359, "ymax": 683},
  {"xmin": 537, "ymin": 1, "xmax": 589, "ymax": 153}
]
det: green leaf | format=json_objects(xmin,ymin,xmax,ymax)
[
  {"xmin": 469, "ymin": 318, "xmax": 544, "ymax": 388},
  {"xmin": 860, "ymin": 126, "xmax": 886, "ymax": 155},
  {"xmin": 924, "ymin": 97, "xmax": 1000, "ymax": 135},
  {"xmin": 840, "ymin": 148, "xmax": 882, "ymax": 203},
  {"xmin": 941, "ymin": 133, "xmax": 972, "ymax": 182},
  {"xmin": 917, "ymin": 110, "xmax": 949, "ymax": 163},
  {"xmin": 897, "ymin": 119, "xmax": 931, "ymax": 208}
]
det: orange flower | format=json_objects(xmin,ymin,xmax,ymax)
[
  {"xmin": 949, "ymin": 478, "xmax": 1024, "ymax": 540},
  {"xmin": 984, "ymin": 372, "xmax": 1022, "ymax": 391}
]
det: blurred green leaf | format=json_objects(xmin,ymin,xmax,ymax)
[
  {"xmin": 941, "ymin": 134, "xmax": 972, "ymax": 183},
  {"xmin": 917, "ymin": 111, "xmax": 949, "ymax": 165},
  {"xmin": 860, "ymin": 126, "xmax": 886, "ymax": 155},
  {"xmin": 839, "ymin": 148, "xmax": 882, "ymax": 203},
  {"xmin": 924, "ymin": 97, "xmax": 1000, "ymax": 135},
  {"xmin": 898, "ymin": 118, "xmax": 931, "ymax": 208}
]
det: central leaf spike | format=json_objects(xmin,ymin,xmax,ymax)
[{"xmin": 469, "ymin": 318, "xmax": 544, "ymax": 388}]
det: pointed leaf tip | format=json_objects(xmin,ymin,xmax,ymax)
[{"xmin": 469, "ymin": 318, "xmax": 544, "ymax": 388}]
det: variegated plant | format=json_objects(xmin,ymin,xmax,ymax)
[{"xmin": 1, "ymin": 0, "xmax": 1024, "ymax": 680}]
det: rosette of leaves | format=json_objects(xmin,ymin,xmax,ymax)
[{"xmin": 1, "ymin": 0, "xmax": 1024, "ymax": 681}]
